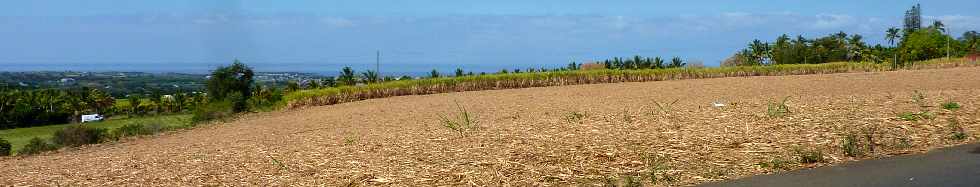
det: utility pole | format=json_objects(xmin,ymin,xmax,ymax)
[
  {"xmin": 947, "ymin": 28, "xmax": 951, "ymax": 60},
  {"xmin": 376, "ymin": 50, "xmax": 381, "ymax": 76}
]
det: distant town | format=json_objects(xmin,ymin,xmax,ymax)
[{"xmin": 0, "ymin": 71, "xmax": 328, "ymax": 96}]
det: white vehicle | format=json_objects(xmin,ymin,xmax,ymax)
[{"xmin": 81, "ymin": 114, "xmax": 104, "ymax": 123}]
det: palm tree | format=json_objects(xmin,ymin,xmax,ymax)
[
  {"xmin": 669, "ymin": 57, "xmax": 686, "ymax": 68},
  {"xmin": 847, "ymin": 34, "xmax": 865, "ymax": 62},
  {"xmin": 338, "ymin": 67, "xmax": 357, "ymax": 86},
  {"xmin": 749, "ymin": 40, "xmax": 771, "ymax": 64},
  {"xmin": 454, "ymin": 68, "xmax": 465, "ymax": 77},
  {"xmin": 886, "ymin": 27, "xmax": 901, "ymax": 46},
  {"xmin": 361, "ymin": 70, "xmax": 379, "ymax": 84},
  {"xmin": 429, "ymin": 69, "xmax": 441, "ymax": 78},
  {"xmin": 653, "ymin": 57, "xmax": 665, "ymax": 69},
  {"xmin": 128, "ymin": 94, "xmax": 142, "ymax": 116}
]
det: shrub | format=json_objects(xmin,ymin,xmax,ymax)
[
  {"xmin": 948, "ymin": 118, "xmax": 968, "ymax": 140},
  {"xmin": 795, "ymin": 148, "xmax": 826, "ymax": 164},
  {"xmin": 942, "ymin": 101, "xmax": 961, "ymax": 110},
  {"xmin": 757, "ymin": 158, "xmax": 793, "ymax": 171},
  {"xmin": 0, "ymin": 138, "xmax": 11, "ymax": 156},
  {"xmin": 207, "ymin": 60, "xmax": 254, "ymax": 113},
  {"xmin": 842, "ymin": 133, "xmax": 863, "ymax": 157},
  {"xmin": 564, "ymin": 111, "xmax": 586, "ymax": 123},
  {"xmin": 911, "ymin": 90, "xmax": 927, "ymax": 107},
  {"xmin": 644, "ymin": 154, "xmax": 677, "ymax": 184},
  {"xmin": 20, "ymin": 137, "xmax": 58, "ymax": 155},
  {"xmin": 52, "ymin": 125, "xmax": 108, "ymax": 147},
  {"xmin": 192, "ymin": 99, "xmax": 235, "ymax": 123},
  {"xmin": 114, "ymin": 122, "xmax": 165, "ymax": 138}
]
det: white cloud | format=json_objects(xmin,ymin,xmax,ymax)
[
  {"xmin": 811, "ymin": 14, "xmax": 856, "ymax": 29},
  {"xmin": 925, "ymin": 15, "xmax": 980, "ymax": 31},
  {"xmin": 321, "ymin": 17, "xmax": 354, "ymax": 28}
]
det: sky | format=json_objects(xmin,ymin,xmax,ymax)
[{"xmin": 1, "ymin": 0, "xmax": 979, "ymax": 74}]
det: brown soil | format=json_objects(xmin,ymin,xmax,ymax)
[{"xmin": 2, "ymin": 67, "xmax": 980, "ymax": 186}]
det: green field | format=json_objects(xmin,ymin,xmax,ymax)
[{"xmin": 0, "ymin": 114, "xmax": 191, "ymax": 154}]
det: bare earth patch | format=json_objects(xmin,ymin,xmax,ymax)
[{"xmin": 2, "ymin": 67, "xmax": 980, "ymax": 186}]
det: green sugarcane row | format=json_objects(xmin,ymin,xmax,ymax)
[{"xmin": 285, "ymin": 58, "xmax": 977, "ymax": 109}]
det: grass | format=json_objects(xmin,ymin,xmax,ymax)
[
  {"xmin": 644, "ymin": 154, "xmax": 677, "ymax": 184},
  {"xmin": 911, "ymin": 90, "xmax": 928, "ymax": 108},
  {"xmin": 564, "ymin": 111, "xmax": 587, "ymax": 123},
  {"xmin": 0, "ymin": 114, "xmax": 191, "ymax": 154},
  {"xmin": 438, "ymin": 102, "xmax": 477, "ymax": 137},
  {"xmin": 942, "ymin": 101, "xmax": 961, "ymax": 110},
  {"xmin": 652, "ymin": 99, "xmax": 680, "ymax": 117},
  {"xmin": 794, "ymin": 147, "xmax": 826, "ymax": 164},
  {"xmin": 842, "ymin": 133, "xmax": 863, "ymax": 157},
  {"xmin": 947, "ymin": 118, "xmax": 968, "ymax": 141},
  {"xmin": 767, "ymin": 97, "xmax": 791, "ymax": 118},
  {"xmin": 286, "ymin": 58, "xmax": 978, "ymax": 108},
  {"xmin": 757, "ymin": 157, "xmax": 794, "ymax": 171},
  {"xmin": 898, "ymin": 111, "xmax": 934, "ymax": 121}
]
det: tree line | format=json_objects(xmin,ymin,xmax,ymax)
[
  {"xmin": 725, "ymin": 4, "xmax": 979, "ymax": 67},
  {"xmin": 0, "ymin": 88, "xmax": 113, "ymax": 129}
]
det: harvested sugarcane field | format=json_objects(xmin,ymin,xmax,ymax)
[
  {"xmin": 2, "ymin": 66, "xmax": 979, "ymax": 186},
  {"xmin": 4, "ymin": 1, "xmax": 980, "ymax": 187}
]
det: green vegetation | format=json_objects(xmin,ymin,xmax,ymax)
[
  {"xmin": 438, "ymin": 102, "xmax": 477, "ymax": 137},
  {"xmin": 19, "ymin": 137, "xmax": 57, "ymax": 155},
  {"xmin": 564, "ymin": 111, "xmax": 586, "ymax": 123},
  {"xmin": 842, "ymin": 133, "xmax": 863, "ymax": 157},
  {"xmin": 0, "ymin": 114, "xmax": 190, "ymax": 154},
  {"xmin": 757, "ymin": 158, "xmax": 793, "ymax": 171},
  {"xmin": 767, "ymin": 97, "xmax": 792, "ymax": 118},
  {"xmin": 898, "ymin": 111, "xmax": 934, "ymax": 121},
  {"xmin": 596, "ymin": 55, "xmax": 685, "ymax": 70},
  {"xmin": 0, "ymin": 138, "xmax": 10, "ymax": 156},
  {"xmin": 112, "ymin": 122, "xmax": 165, "ymax": 138},
  {"xmin": 191, "ymin": 60, "xmax": 282, "ymax": 123},
  {"xmin": 942, "ymin": 101, "xmax": 961, "ymax": 110},
  {"xmin": 728, "ymin": 4, "xmax": 979, "ymax": 67},
  {"xmin": 0, "ymin": 88, "xmax": 115, "ymax": 129},
  {"xmin": 205, "ymin": 60, "xmax": 255, "ymax": 113},
  {"xmin": 652, "ymin": 99, "xmax": 679, "ymax": 117},
  {"xmin": 0, "ymin": 71, "xmax": 206, "ymax": 97},
  {"xmin": 288, "ymin": 59, "xmax": 976, "ymax": 108},
  {"xmin": 794, "ymin": 148, "xmax": 826, "ymax": 164},
  {"xmin": 52, "ymin": 125, "xmax": 108, "ymax": 147},
  {"xmin": 947, "ymin": 118, "xmax": 968, "ymax": 141},
  {"xmin": 644, "ymin": 154, "xmax": 677, "ymax": 184}
]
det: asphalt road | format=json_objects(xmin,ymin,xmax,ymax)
[{"xmin": 702, "ymin": 143, "xmax": 980, "ymax": 187}]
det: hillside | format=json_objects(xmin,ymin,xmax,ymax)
[{"xmin": 2, "ymin": 67, "xmax": 979, "ymax": 186}]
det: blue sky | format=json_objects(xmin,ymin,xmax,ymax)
[{"xmin": 1, "ymin": 0, "xmax": 979, "ymax": 74}]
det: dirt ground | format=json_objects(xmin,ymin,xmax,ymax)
[{"xmin": 2, "ymin": 67, "xmax": 980, "ymax": 186}]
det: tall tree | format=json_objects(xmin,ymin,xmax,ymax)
[
  {"xmin": 128, "ymin": 94, "xmax": 142, "ymax": 116},
  {"xmin": 669, "ymin": 57, "xmax": 685, "ymax": 68},
  {"xmin": 962, "ymin": 31, "xmax": 980, "ymax": 52},
  {"xmin": 338, "ymin": 67, "xmax": 357, "ymax": 86},
  {"xmin": 455, "ymin": 68, "xmax": 465, "ymax": 77},
  {"xmin": 429, "ymin": 69, "xmax": 441, "ymax": 78},
  {"xmin": 206, "ymin": 60, "xmax": 254, "ymax": 112},
  {"xmin": 886, "ymin": 27, "xmax": 902, "ymax": 46},
  {"xmin": 653, "ymin": 57, "xmax": 665, "ymax": 68},
  {"xmin": 361, "ymin": 70, "xmax": 379, "ymax": 84}
]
